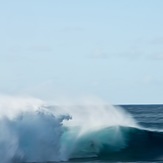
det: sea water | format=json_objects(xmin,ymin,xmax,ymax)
[{"xmin": 0, "ymin": 96, "xmax": 162, "ymax": 163}]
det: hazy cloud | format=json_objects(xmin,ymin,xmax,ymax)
[
  {"xmin": 117, "ymin": 37, "xmax": 163, "ymax": 60},
  {"xmin": 27, "ymin": 45, "xmax": 53, "ymax": 52},
  {"xmin": 0, "ymin": 44, "xmax": 54, "ymax": 63},
  {"xmin": 90, "ymin": 48, "xmax": 108, "ymax": 59},
  {"xmin": 150, "ymin": 53, "xmax": 163, "ymax": 60},
  {"xmin": 149, "ymin": 37, "xmax": 163, "ymax": 45},
  {"xmin": 8, "ymin": 44, "xmax": 53, "ymax": 53}
]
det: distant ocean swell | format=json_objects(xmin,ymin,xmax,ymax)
[{"xmin": 0, "ymin": 96, "xmax": 163, "ymax": 163}]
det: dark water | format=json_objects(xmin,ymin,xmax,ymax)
[
  {"xmin": 65, "ymin": 105, "xmax": 163, "ymax": 163},
  {"xmin": 123, "ymin": 105, "xmax": 163, "ymax": 130}
]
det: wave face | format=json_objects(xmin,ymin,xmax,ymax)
[
  {"xmin": 70, "ymin": 126, "xmax": 163, "ymax": 161},
  {"xmin": 0, "ymin": 96, "xmax": 163, "ymax": 162}
]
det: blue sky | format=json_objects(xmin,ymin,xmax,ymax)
[{"xmin": 0, "ymin": 0, "xmax": 163, "ymax": 104}]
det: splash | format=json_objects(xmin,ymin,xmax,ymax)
[{"xmin": 0, "ymin": 95, "xmax": 137, "ymax": 162}]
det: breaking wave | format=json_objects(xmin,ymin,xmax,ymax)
[{"xmin": 0, "ymin": 95, "xmax": 162, "ymax": 162}]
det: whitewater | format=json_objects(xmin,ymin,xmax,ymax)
[{"xmin": 0, "ymin": 95, "xmax": 163, "ymax": 163}]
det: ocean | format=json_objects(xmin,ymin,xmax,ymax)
[{"xmin": 0, "ymin": 100, "xmax": 163, "ymax": 163}]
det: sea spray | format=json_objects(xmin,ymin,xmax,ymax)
[
  {"xmin": 0, "ymin": 95, "xmax": 138, "ymax": 162},
  {"xmin": 0, "ymin": 118, "xmax": 22, "ymax": 163},
  {"xmin": 57, "ymin": 102, "xmax": 137, "ymax": 159}
]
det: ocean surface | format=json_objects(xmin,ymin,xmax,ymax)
[{"xmin": 0, "ymin": 100, "xmax": 163, "ymax": 163}]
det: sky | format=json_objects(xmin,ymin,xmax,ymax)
[{"xmin": 0, "ymin": 0, "xmax": 163, "ymax": 104}]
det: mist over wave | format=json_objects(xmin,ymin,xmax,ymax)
[{"xmin": 0, "ymin": 95, "xmax": 162, "ymax": 162}]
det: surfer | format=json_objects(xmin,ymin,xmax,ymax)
[
  {"xmin": 90, "ymin": 141, "xmax": 95, "ymax": 149},
  {"xmin": 90, "ymin": 140, "xmax": 99, "ymax": 154}
]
